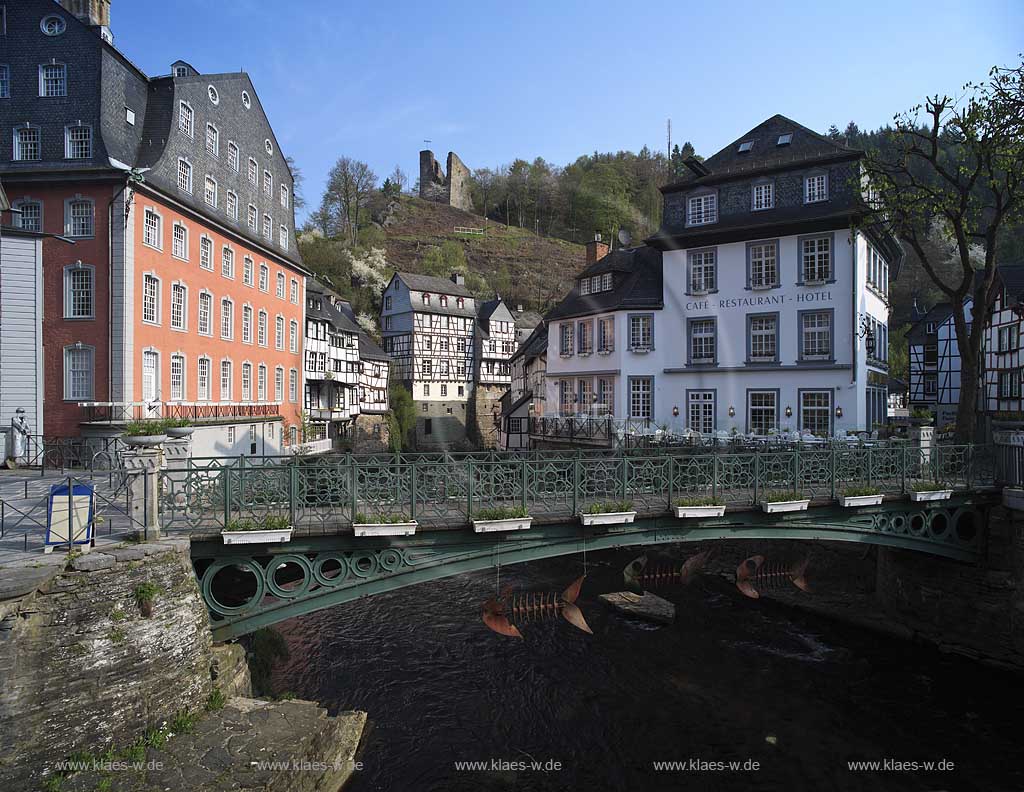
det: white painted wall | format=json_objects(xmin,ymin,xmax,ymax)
[{"xmin": 0, "ymin": 232, "xmax": 44, "ymax": 443}]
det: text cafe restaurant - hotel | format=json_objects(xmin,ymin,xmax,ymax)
[{"xmin": 544, "ymin": 116, "xmax": 900, "ymax": 438}]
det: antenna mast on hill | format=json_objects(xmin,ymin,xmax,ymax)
[{"xmin": 667, "ymin": 119, "xmax": 672, "ymax": 160}]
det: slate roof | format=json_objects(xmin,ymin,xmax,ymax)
[
  {"xmin": 905, "ymin": 302, "xmax": 953, "ymax": 344},
  {"xmin": 997, "ymin": 263, "xmax": 1024, "ymax": 303},
  {"xmin": 515, "ymin": 310, "xmax": 543, "ymax": 330},
  {"xmin": 544, "ymin": 246, "xmax": 663, "ymax": 322},
  {"xmin": 500, "ymin": 389, "xmax": 534, "ymax": 419},
  {"xmin": 335, "ymin": 297, "xmax": 389, "ymax": 362},
  {"xmin": 661, "ymin": 114, "xmax": 860, "ymax": 192},
  {"xmin": 510, "ymin": 324, "xmax": 548, "ymax": 365},
  {"xmin": 396, "ymin": 272, "xmax": 473, "ymax": 298},
  {"xmin": 306, "ymin": 281, "xmax": 362, "ymax": 335}
]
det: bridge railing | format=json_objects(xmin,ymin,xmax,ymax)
[{"xmin": 158, "ymin": 443, "xmax": 992, "ymax": 535}]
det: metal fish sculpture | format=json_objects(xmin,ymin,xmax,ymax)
[
  {"xmin": 623, "ymin": 551, "xmax": 711, "ymax": 594},
  {"xmin": 735, "ymin": 555, "xmax": 810, "ymax": 599},
  {"xmin": 482, "ymin": 576, "xmax": 592, "ymax": 638}
]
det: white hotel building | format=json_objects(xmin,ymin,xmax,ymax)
[{"xmin": 541, "ymin": 116, "xmax": 902, "ymax": 440}]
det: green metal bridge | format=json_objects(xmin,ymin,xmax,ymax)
[{"xmin": 167, "ymin": 443, "xmax": 999, "ymax": 640}]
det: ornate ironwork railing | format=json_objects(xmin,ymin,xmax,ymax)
[
  {"xmin": 78, "ymin": 401, "xmax": 281, "ymax": 422},
  {"xmin": 21, "ymin": 435, "xmax": 126, "ymax": 472},
  {"xmin": 159, "ymin": 443, "xmax": 994, "ymax": 535},
  {"xmin": 529, "ymin": 416, "xmax": 654, "ymax": 444}
]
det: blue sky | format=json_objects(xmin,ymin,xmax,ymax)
[{"xmin": 111, "ymin": 0, "xmax": 1022, "ymax": 222}]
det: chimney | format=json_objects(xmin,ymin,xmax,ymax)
[
  {"xmin": 60, "ymin": 0, "xmax": 113, "ymax": 41},
  {"xmin": 585, "ymin": 233, "xmax": 609, "ymax": 266},
  {"xmin": 516, "ymin": 304, "xmax": 524, "ymax": 313},
  {"xmin": 450, "ymin": 272, "xmax": 465, "ymax": 286}
]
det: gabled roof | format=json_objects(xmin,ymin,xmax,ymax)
[
  {"xmin": 516, "ymin": 310, "xmax": 543, "ymax": 330},
  {"xmin": 394, "ymin": 272, "xmax": 473, "ymax": 298},
  {"xmin": 905, "ymin": 302, "xmax": 953, "ymax": 344},
  {"xmin": 306, "ymin": 280, "xmax": 361, "ymax": 334},
  {"xmin": 545, "ymin": 246, "xmax": 663, "ymax": 322},
  {"xmin": 662, "ymin": 114, "xmax": 860, "ymax": 193},
  {"xmin": 500, "ymin": 389, "xmax": 533, "ymax": 419},
  {"xmin": 997, "ymin": 263, "xmax": 1024, "ymax": 303},
  {"xmin": 335, "ymin": 297, "xmax": 389, "ymax": 362}
]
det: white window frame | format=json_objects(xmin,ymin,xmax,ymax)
[
  {"xmin": 226, "ymin": 190, "xmax": 238, "ymax": 221},
  {"xmin": 257, "ymin": 364, "xmax": 267, "ymax": 401},
  {"xmin": 263, "ymin": 170, "xmax": 273, "ymax": 197},
  {"xmin": 749, "ymin": 241, "xmax": 778, "ymax": 289},
  {"xmin": 279, "ymin": 225, "xmax": 288, "ymax": 250},
  {"xmin": 169, "ymin": 281, "xmax": 188, "ymax": 331},
  {"xmin": 687, "ymin": 390, "xmax": 715, "ymax": 434},
  {"xmin": 65, "ymin": 196, "xmax": 94, "ymax": 238},
  {"xmin": 690, "ymin": 319, "xmax": 716, "ymax": 364},
  {"xmin": 799, "ymin": 390, "xmax": 833, "ymax": 438},
  {"xmin": 262, "ymin": 214, "xmax": 273, "ymax": 242},
  {"xmin": 749, "ymin": 315, "xmax": 777, "ymax": 362},
  {"xmin": 242, "ymin": 305, "xmax": 253, "ymax": 344},
  {"xmin": 280, "ymin": 184, "xmax": 289, "ymax": 209},
  {"xmin": 64, "ymin": 124, "xmax": 92, "ymax": 159},
  {"xmin": 686, "ymin": 192, "xmax": 717, "ymax": 226},
  {"xmin": 227, "ymin": 141, "xmax": 239, "ymax": 171},
  {"xmin": 64, "ymin": 344, "xmax": 95, "ymax": 401},
  {"xmin": 257, "ymin": 310, "xmax": 268, "ymax": 347},
  {"xmin": 220, "ymin": 359, "xmax": 233, "ymax": 401},
  {"xmin": 197, "ymin": 291, "xmax": 213, "ymax": 336},
  {"xmin": 199, "ymin": 235, "xmax": 213, "ymax": 270},
  {"xmin": 247, "ymin": 204, "xmax": 258, "ymax": 232},
  {"xmin": 141, "ymin": 349, "xmax": 160, "ymax": 402},
  {"xmin": 802, "ymin": 236, "xmax": 832, "ymax": 283},
  {"xmin": 242, "ymin": 362, "xmax": 253, "ymax": 400},
  {"xmin": 243, "ymin": 256, "xmax": 254, "ymax": 286},
  {"xmin": 289, "ymin": 369, "xmax": 298, "ymax": 403},
  {"xmin": 800, "ymin": 311, "xmax": 832, "ymax": 361},
  {"xmin": 275, "ymin": 366, "xmax": 284, "ymax": 403},
  {"xmin": 179, "ymin": 101, "xmax": 194, "ymax": 138},
  {"xmin": 63, "ymin": 262, "xmax": 95, "ymax": 320},
  {"xmin": 629, "ymin": 377, "xmax": 653, "ymax": 419},
  {"xmin": 169, "ymin": 353, "xmax": 186, "ymax": 402},
  {"xmin": 197, "ymin": 356, "xmax": 212, "ymax": 401},
  {"xmin": 275, "ymin": 315, "xmax": 285, "ymax": 350},
  {"xmin": 805, "ymin": 173, "xmax": 828, "ymax": 203},
  {"xmin": 276, "ymin": 273, "xmax": 286, "ymax": 299},
  {"xmin": 689, "ymin": 249, "xmax": 716, "ymax": 294},
  {"xmin": 13, "ymin": 199, "xmax": 42, "ymax": 231},
  {"xmin": 289, "ymin": 320, "xmax": 298, "ymax": 353},
  {"xmin": 205, "ymin": 122, "xmax": 219, "ymax": 157},
  {"xmin": 0, "ymin": 64, "xmax": 9, "ymax": 99},
  {"xmin": 259, "ymin": 263, "xmax": 269, "ymax": 292},
  {"xmin": 221, "ymin": 298, "xmax": 234, "ymax": 340},
  {"xmin": 142, "ymin": 207, "xmax": 163, "ymax": 250},
  {"xmin": 13, "ymin": 125, "xmax": 41, "ymax": 161},
  {"xmin": 290, "ymin": 279, "xmax": 299, "ymax": 304},
  {"xmin": 142, "ymin": 273, "xmax": 161, "ymax": 325},
  {"xmin": 748, "ymin": 391, "xmax": 778, "ymax": 435},
  {"xmin": 39, "ymin": 62, "xmax": 67, "ymax": 97},
  {"xmin": 204, "ymin": 175, "xmax": 218, "ymax": 208},
  {"xmin": 248, "ymin": 158, "xmax": 258, "ymax": 187},
  {"xmin": 172, "ymin": 222, "xmax": 189, "ymax": 261},
  {"xmin": 752, "ymin": 182, "xmax": 774, "ymax": 211},
  {"xmin": 221, "ymin": 245, "xmax": 235, "ymax": 279}
]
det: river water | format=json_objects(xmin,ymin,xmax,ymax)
[{"xmin": 271, "ymin": 549, "xmax": 1024, "ymax": 792}]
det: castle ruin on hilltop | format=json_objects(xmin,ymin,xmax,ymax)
[{"xmin": 419, "ymin": 150, "xmax": 474, "ymax": 213}]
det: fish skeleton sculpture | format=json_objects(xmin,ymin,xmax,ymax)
[
  {"xmin": 623, "ymin": 551, "xmax": 711, "ymax": 594},
  {"xmin": 482, "ymin": 575, "xmax": 592, "ymax": 638},
  {"xmin": 735, "ymin": 555, "xmax": 810, "ymax": 599}
]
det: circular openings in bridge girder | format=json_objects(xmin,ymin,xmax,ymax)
[
  {"xmin": 909, "ymin": 513, "xmax": 927, "ymax": 536},
  {"xmin": 313, "ymin": 553, "xmax": 349, "ymax": 587},
  {"xmin": 929, "ymin": 512, "xmax": 949, "ymax": 538},
  {"xmin": 265, "ymin": 555, "xmax": 313, "ymax": 599},
  {"xmin": 378, "ymin": 549, "xmax": 404, "ymax": 573},
  {"xmin": 203, "ymin": 560, "xmax": 264, "ymax": 616},
  {"xmin": 349, "ymin": 552, "xmax": 380, "ymax": 579},
  {"xmin": 889, "ymin": 515, "xmax": 905, "ymax": 534},
  {"xmin": 955, "ymin": 510, "xmax": 978, "ymax": 543}
]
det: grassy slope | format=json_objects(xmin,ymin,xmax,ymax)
[{"xmin": 381, "ymin": 196, "xmax": 585, "ymax": 309}]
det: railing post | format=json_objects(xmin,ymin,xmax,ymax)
[
  {"xmin": 830, "ymin": 445, "xmax": 837, "ymax": 501},
  {"xmin": 572, "ymin": 457, "xmax": 579, "ymax": 515},
  {"xmin": 901, "ymin": 445, "xmax": 907, "ymax": 494},
  {"xmin": 867, "ymin": 447, "xmax": 873, "ymax": 490},
  {"xmin": 713, "ymin": 452, "xmax": 719, "ymax": 504},
  {"xmin": 350, "ymin": 457, "xmax": 357, "ymax": 523},
  {"xmin": 667, "ymin": 455, "xmax": 674, "ymax": 511},
  {"xmin": 967, "ymin": 443, "xmax": 973, "ymax": 489},
  {"xmin": 521, "ymin": 458, "xmax": 528, "ymax": 514},
  {"xmin": 289, "ymin": 463, "xmax": 297, "ymax": 529},
  {"xmin": 794, "ymin": 445, "xmax": 800, "ymax": 497},
  {"xmin": 467, "ymin": 458, "xmax": 474, "ymax": 519},
  {"xmin": 409, "ymin": 463, "xmax": 417, "ymax": 521},
  {"xmin": 223, "ymin": 466, "xmax": 231, "ymax": 529},
  {"xmin": 753, "ymin": 450, "xmax": 760, "ymax": 506},
  {"xmin": 621, "ymin": 454, "xmax": 628, "ymax": 502}
]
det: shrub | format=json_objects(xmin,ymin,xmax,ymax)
[
  {"xmin": 353, "ymin": 512, "xmax": 411, "ymax": 524},
  {"xmin": 763, "ymin": 491, "xmax": 806, "ymax": 503},
  {"xmin": 124, "ymin": 420, "xmax": 167, "ymax": 436},
  {"xmin": 584, "ymin": 500, "xmax": 634, "ymax": 514},
  {"xmin": 205, "ymin": 688, "xmax": 226, "ymax": 712},
  {"xmin": 675, "ymin": 496, "xmax": 724, "ymax": 507},
  {"xmin": 841, "ymin": 486, "xmax": 881, "ymax": 497},
  {"xmin": 164, "ymin": 418, "xmax": 192, "ymax": 428},
  {"xmin": 912, "ymin": 481, "xmax": 950, "ymax": 492},
  {"xmin": 133, "ymin": 582, "xmax": 160, "ymax": 607},
  {"xmin": 261, "ymin": 515, "xmax": 291, "ymax": 531},
  {"xmin": 224, "ymin": 519, "xmax": 256, "ymax": 532},
  {"xmin": 169, "ymin": 709, "xmax": 199, "ymax": 735},
  {"xmin": 474, "ymin": 506, "xmax": 529, "ymax": 521}
]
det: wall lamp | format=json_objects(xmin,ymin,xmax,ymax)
[
  {"xmin": 728, "ymin": 406, "xmax": 736, "ymax": 417},
  {"xmin": 835, "ymin": 406, "xmax": 844, "ymax": 419},
  {"xmin": 672, "ymin": 405, "xmax": 679, "ymax": 417},
  {"xmin": 784, "ymin": 406, "xmax": 793, "ymax": 418}
]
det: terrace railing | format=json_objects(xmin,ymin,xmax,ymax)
[{"xmin": 160, "ymin": 443, "xmax": 993, "ymax": 536}]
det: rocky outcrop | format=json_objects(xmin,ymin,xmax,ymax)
[{"xmin": 0, "ymin": 540, "xmax": 213, "ymax": 788}]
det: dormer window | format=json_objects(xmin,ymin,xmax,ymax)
[
  {"xmin": 926, "ymin": 322, "xmax": 936, "ymax": 335},
  {"xmin": 174, "ymin": 65, "xmax": 189, "ymax": 77},
  {"xmin": 440, "ymin": 295, "xmax": 448, "ymax": 307},
  {"xmin": 457, "ymin": 297, "xmax": 465, "ymax": 309},
  {"xmin": 737, "ymin": 141, "xmax": 754, "ymax": 153},
  {"xmin": 777, "ymin": 133, "xmax": 793, "ymax": 146},
  {"xmin": 422, "ymin": 293, "xmax": 431, "ymax": 305},
  {"xmin": 579, "ymin": 277, "xmax": 591, "ymax": 296}
]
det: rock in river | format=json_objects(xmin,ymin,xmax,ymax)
[{"xmin": 600, "ymin": 591, "xmax": 675, "ymax": 624}]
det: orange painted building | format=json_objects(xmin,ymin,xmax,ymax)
[{"xmin": 2, "ymin": 1, "xmax": 307, "ymax": 451}]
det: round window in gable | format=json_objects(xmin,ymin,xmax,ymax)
[
  {"xmin": 41, "ymin": 15, "xmax": 67, "ymax": 35},
  {"xmin": 265, "ymin": 139, "xmax": 273, "ymax": 156},
  {"xmin": 241, "ymin": 90, "xmax": 252, "ymax": 110},
  {"xmin": 208, "ymin": 85, "xmax": 220, "ymax": 105}
]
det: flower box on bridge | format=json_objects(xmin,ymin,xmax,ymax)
[
  {"xmin": 761, "ymin": 498, "xmax": 810, "ymax": 514},
  {"xmin": 579, "ymin": 510, "xmax": 637, "ymax": 527},
  {"xmin": 221, "ymin": 528, "xmax": 293, "ymax": 545},
  {"xmin": 354, "ymin": 520, "xmax": 418, "ymax": 537},
  {"xmin": 839, "ymin": 494, "xmax": 884, "ymax": 508},
  {"xmin": 909, "ymin": 488, "xmax": 953, "ymax": 502},
  {"xmin": 674, "ymin": 505, "xmax": 727, "ymax": 518},
  {"xmin": 1003, "ymin": 487, "xmax": 1024, "ymax": 511},
  {"xmin": 472, "ymin": 516, "xmax": 533, "ymax": 533}
]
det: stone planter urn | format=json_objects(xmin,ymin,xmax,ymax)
[
  {"xmin": 123, "ymin": 434, "xmax": 168, "ymax": 447},
  {"xmin": 166, "ymin": 426, "xmax": 195, "ymax": 438}
]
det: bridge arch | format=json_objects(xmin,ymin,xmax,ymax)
[{"xmin": 192, "ymin": 496, "xmax": 992, "ymax": 641}]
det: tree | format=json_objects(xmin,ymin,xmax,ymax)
[
  {"xmin": 389, "ymin": 165, "xmax": 408, "ymax": 193},
  {"xmin": 285, "ymin": 156, "xmax": 306, "ymax": 210},
  {"xmin": 862, "ymin": 58, "xmax": 1024, "ymax": 440},
  {"xmin": 324, "ymin": 157, "xmax": 377, "ymax": 246},
  {"xmin": 386, "ymin": 384, "xmax": 416, "ymax": 452},
  {"xmin": 888, "ymin": 323, "xmax": 910, "ymax": 382}
]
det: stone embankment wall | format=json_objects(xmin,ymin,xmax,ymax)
[
  {"xmin": 0, "ymin": 540, "xmax": 213, "ymax": 787},
  {"xmin": 875, "ymin": 505, "xmax": 1024, "ymax": 669}
]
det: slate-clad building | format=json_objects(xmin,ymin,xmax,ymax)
[
  {"xmin": 541, "ymin": 115, "xmax": 902, "ymax": 441},
  {"xmin": 1, "ymin": 0, "xmax": 307, "ymax": 453}
]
